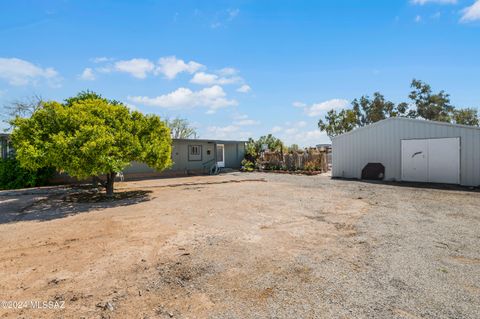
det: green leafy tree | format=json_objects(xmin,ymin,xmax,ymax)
[
  {"xmin": 318, "ymin": 80, "xmax": 480, "ymax": 138},
  {"xmin": 167, "ymin": 117, "xmax": 197, "ymax": 139},
  {"xmin": 452, "ymin": 108, "xmax": 479, "ymax": 126},
  {"xmin": 352, "ymin": 92, "xmax": 413, "ymax": 126},
  {"xmin": 409, "ymin": 79, "xmax": 454, "ymax": 122},
  {"xmin": 245, "ymin": 134, "xmax": 284, "ymax": 160},
  {"xmin": 319, "ymin": 93, "xmax": 412, "ymax": 138},
  {"xmin": 318, "ymin": 109, "xmax": 359, "ymax": 139},
  {"xmin": 10, "ymin": 93, "xmax": 172, "ymax": 196}
]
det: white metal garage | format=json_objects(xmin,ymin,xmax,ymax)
[{"xmin": 332, "ymin": 118, "xmax": 480, "ymax": 186}]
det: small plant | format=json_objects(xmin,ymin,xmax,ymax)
[
  {"xmin": 241, "ymin": 159, "xmax": 255, "ymax": 172},
  {"xmin": 303, "ymin": 161, "xmax": 321, "ymax": 172}
]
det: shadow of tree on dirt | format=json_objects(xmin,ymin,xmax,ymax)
[{"xmin": 0, "ymin": 190, "xmax": 152, "ymax": 224}]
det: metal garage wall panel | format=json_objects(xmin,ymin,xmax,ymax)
[
  {"xmin": 427, "ymin": 138, "xmax": 460, "ymax": 184},
  {"xmin": 332, "ymin": 118, "xmax": 480, "ymax": 186}
]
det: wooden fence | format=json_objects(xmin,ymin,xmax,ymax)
[{"xmin": 259, "ymin": 147, "xmax": 329, "ymax": 172}]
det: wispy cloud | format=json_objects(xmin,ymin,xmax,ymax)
[
  {"xmin": 269, "ymin": 121, "xmax": 328, "ymax": 147},
  {"xmin": 210, "ymin": 8, "xmax": 240, "ymax": 29},
  {"xmin": 411, "ymin": 0, "xmax": 457, "ymax": 5},
  {"xmin": 0, "ymin": 57, "xmax": 60, "ymax": 87},
  {"xmin": 90, "ymin": 57, "xmax": 113, "ymax": 63},
  {"xmin": 128, "ymin": 85, "xmax": 237, "ymax": 114},
  {"xmin": 460, "ymin": 0, "xmax": 480, "ymax": 22},
  {"xmin": 295, "ymin": 99, "xmax": 350, "ymax": 117},
  {"xmin": 236, "ymin": 84, "xmax": 251, "ymax": 93},
  {"xmin": 190, "ymin": 71, "xmax": 241, "ymax": 85},
  {"xmin": 79, "ymin": 67, "xmax": 95, "ymax": 81},
  {"xmin": 231, "ymin": 113, "xmax": 259, "ymax": 126}
]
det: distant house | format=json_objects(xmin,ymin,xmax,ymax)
[
  {"xmin": 122, "ymin": 138, "xmax": 246, "ymax": 179},
  {"xmin": 1, "ymin": 134, "xmax": 246, "ymax": 181}
]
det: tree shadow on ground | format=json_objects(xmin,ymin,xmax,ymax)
[{"xmin": 0, "ymin": 190, "xmax": 152, "ymax": 224}]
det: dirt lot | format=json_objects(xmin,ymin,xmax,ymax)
[{"xmin": 0, "ymin": 172, "xmax": 479, "ymax": 319}]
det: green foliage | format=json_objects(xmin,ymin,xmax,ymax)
[
  {"xmin": 409, "ymin": 79, "xmax": 454, "ymax": 122},
  {"xmin": 10, "ymin": 92, "xmax": 172, "ymax": 195},
  {"xmin": 241, "ymin": 159, "xmax": 255, "ymax": 172},
  {"xmin": 352, "ymin": 92, "xmax": 415, "ymax": 125},
  {"xmin": 303, "ymin": 161, "xmax": 321, "ymax": 172},
  {"xmin": 318, "ymin": 79, "xmax": 479, "ymax": 138},
  {"xmin": 246, "ymin": 134, "xmax": 284, "ymax": 160},
  {"xmin": 452, "ymin": 108, "xmax": 479, "ymax": 126},
  {"xmin": 245, "ymin": 138, "xmax": 258, "ymax": 161},
  {"xmin": 167, "ymin": 117, "xmax": 197, "ymax": 139},
  {"xmin": 318, "ymin": 109, "xmax": 359, "ymax": 139},
  {"xmin": 0, "ymin": 157, "xmax": 54, "ymax": 190}
]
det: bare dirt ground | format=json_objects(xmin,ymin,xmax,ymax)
[{"xmin": 0, "ymin": 172, "xmax": 479, "ymax": 319}]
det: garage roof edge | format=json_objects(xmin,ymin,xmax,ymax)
[{"xmin": 331, "ymin": 117, "xmax": 480, "ymax": 141}]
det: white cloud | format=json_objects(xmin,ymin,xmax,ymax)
[
  {"xmin": 128, "ymin": 85, "xmax": 237, "ymax": 113},
  {"xmin": 269, "ymin": 120, "xmax": 328, "ymax": 147},
  {"xmin": 415, "ymin": 15, "xmax": 423, "ymax": 22},
  {"xmin": 190, "ymin": 71, "xmax": 241, "ymax": 85},
  {"xmin": 234, "ymin": 119, "xmax": 259, "ymax": 126},
  {"xmin": 280, "ymin": 128, "xmax": 329, "ymax": 147},
  {"xmin": 210, "ymin": 8, "xmax": 240, "ymax": 29},
  {"xmin": 205, "ymin": 125, "xmax": 250, "ymax": 141},
  {"xmin": 91, "ymin": 57, "xmax": 113, "ymax": 63},
  {"xmin": 292, "ymin": 101, "xmax": 306, "ymax": 108},
  {"xmin": 303, "ymin": 99, "xmax": 349, "ymax": 117},
  {"xmin": 114, "ymin": 58, "xmax": 155, "ymax": 79},
  {"xmin": 411, "ymin": 0, "xmax": 457, "ymax": 4},
  {"xmin": 296, "ymin": 121, "xmax": 307, "ymax": 128},
  {"xmin": 218, "ymin": 67, "xmax": 238, "ymax": 76},
  {"xmin": 79, "ymin": 67, "xmax": 95, "ymax": 81},
  {"xmin": 236, "ymin": 84, "xmax": 251, "ymax": 93},
  {"xmin": 271, "ymin": 126, "xmax": 283, "ymax": 133},
  {"xmin": 0, "ymin": 58, "xmax": 59, "ymax": 86},
  {"xmin": 124, "ymin": 103, "xmax": 139, "ymax": 111},
  {"xmin": 461, "ymin": 0, "xmax": 480, "ymax": 22},
  {"xmin": 156, "ymin": 56, "xmax": 203, "ymax": 79}
]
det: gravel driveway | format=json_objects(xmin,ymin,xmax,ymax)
[{"xmin": 0, "ymin": 172, "xmax": 478, "ymax": 318}]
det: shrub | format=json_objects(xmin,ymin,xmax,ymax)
[
  {"xmin": 303, "ymin": 161, "xmax": 321, "ymax": 172},
  {"xmin": 0, "ymin": 157, "xmax": 55, "ymax": 190},
  {"xmin": 241, "ymin": 159, "xmax": 255, "ymax": 172}
]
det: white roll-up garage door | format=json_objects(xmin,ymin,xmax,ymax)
[{"xmin": 401, "ymin": 137, "xmax": 460, "ymax": 184}]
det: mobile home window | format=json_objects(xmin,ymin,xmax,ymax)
[{"xmin": 188, "ymin": 145, "xmax": 202, "ymax": 161}]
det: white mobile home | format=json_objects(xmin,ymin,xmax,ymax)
[{"xmin": 332, "ymin": 117, "xmax": 480, "ymax": 186}]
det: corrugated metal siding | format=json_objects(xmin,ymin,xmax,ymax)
[{"xmin": 332, "ymin": 118, "xmax": 480, "ymax": 186}]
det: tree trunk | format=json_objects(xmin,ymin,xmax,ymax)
[{"xmin": 106, "ymin": 172, "xmax": 115, "ymax": 197}]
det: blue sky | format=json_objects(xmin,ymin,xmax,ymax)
[{"xmin": 1, "ymin": 0, "xmax": 479, "ymax": 146}]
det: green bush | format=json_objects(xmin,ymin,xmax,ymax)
[
  {"xmin": 0, "ymin": 157, "xmax": 55, "ymax": 190},
  {"xmin": 241, "ymin": 159, "xmax": 255, "ymax": 172}
]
